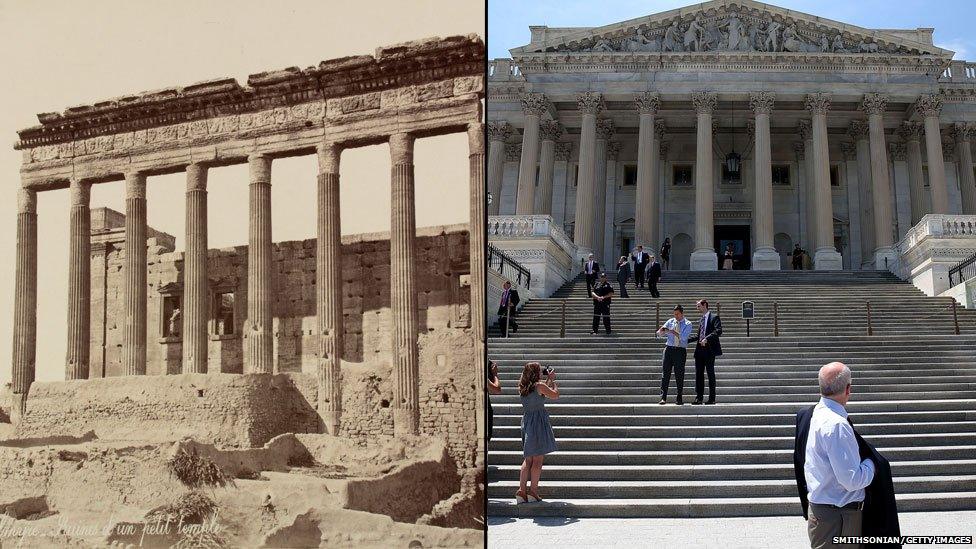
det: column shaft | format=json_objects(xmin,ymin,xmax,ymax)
[
  {"xmin": 803, "ymin": 127, "xmax": 817, "ymax": 251},
  {"xmin": 317, "ymin": 144, "xmax": 343, "ymax": 435},
  {"xmin": 121, "ymin": 173, "xmax": 147, "ymax": 375},
  {"xmin": 691, "ymin": 91, "xmax": 717, "ymax": 270},
  {"xmin": 468, "ymin": 123, "xmax": 486, "ymax": 467},
  {"xmin": 865, "ymin": 100, "xmax": 895, "ymax": 266},
  {"xmin": 66, "ymin": 180, "xmax": 91, "ymax": 380},
  {"xmin": 905, "ymin": 133, "xmax": 925, "ymax": 225},
  {"xmin": 515, "ymin": 112, "xmax": 541, "ymax": 214},
  {"xmin": 635, "ymin": 111, "xmax": 657, "ymax": 248},
  {"xmin": 486, "ymin": 122, "xmax": 511, "ymax": 216},
  {"xmin": 955, "ymin": 126, "xmax": 976, "ymax": 214},
  {"xmin": 923, "ymin": 115, "xmax": 949, "ymax": 214},
  {"xmin": 592, "ymin": 131, "xmax": 609, "ymax": 261},
  {"xmin": 11, "ymin": 189, "xmax": 37, "ymax": 421},
  {"xmin": 573, "ymin": 112, "xmax": 598, "ymax": 251},
  {"xmin": 751, "ymin": 92, "xmax": 778, "ymax": 270},
  {"xmin": 390, "ymin": 133, "xmax": 420, "ymax": 436},
  {"xmin": 807, "ymin": 93, "xmax": 843, "ymax": 270},
  {"xmin": 246, "ymin": 155, "xmax": 274, "ymax": 373},
  {"xmin": 536, "ymin": 138, "xmax": 557, "ymax": 215},
  {"xmin": 855, "ymin": 136, "xmax": 876, "ymax": 264},
  {"xmin": 183, "ymin": 164, "xmax": 209, "ymax": 373}
]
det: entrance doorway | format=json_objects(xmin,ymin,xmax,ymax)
[{"xmin": 714, "ymin": 225, "xmax": 751, "ymax": 270}]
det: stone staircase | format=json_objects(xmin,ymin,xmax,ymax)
[{"xmin": 487, "ymin": 270, "xmax": 976, "ymax": 517}]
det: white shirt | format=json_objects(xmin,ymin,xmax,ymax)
[
  {"xmin": 586, "ymin": 261, "xmax": 595, "ymax": 273},
  {"xmin": 804, "ymin": 397, "xmax": 876, "ymax": 506}
]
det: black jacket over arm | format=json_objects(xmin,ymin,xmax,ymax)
[{"xmin": 793, "ymin": 405, "xmax": 901, "ymax": 548}]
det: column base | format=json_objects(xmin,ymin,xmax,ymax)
[
  {"xmin": 10, "ymin": 393, "xmax": 27, "ymax": 424},
  {"xmin": 752, "ymin": 248, "xmax": 782, "ymax": 271},
  {"xmin": 393, "ymin": 407, "xmax": 419, "ymax": 436},
  {"xmin": 690, "ymin": 249, "xmax": 718, "ymax": 271},
  {"xmin": 319, "ymin": 409, "xmax": 341, "ymax": 436},
  {"xmin": 873, "ymin": 247, "xmax": 897, "ymax": 271},
  {"xmin": 814, "ymin": 248, "xmax": 844, "ymax": 270}
]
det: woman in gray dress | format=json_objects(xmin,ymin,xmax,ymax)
[{"xmin": 515, "ymin": 362, "xmax": 560, "ymax": 504}]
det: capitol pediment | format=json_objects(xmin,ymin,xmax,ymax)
[{"xmin": 512, "ymin": 0, "xmax": 951, "ymax": 58}]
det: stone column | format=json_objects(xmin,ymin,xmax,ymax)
[
  {"xmin": 799, "ymin": 120, "xmax": 817, "ymax": 252},
  {"xmin": 750, "ymin": 92, "xmax": 779, "ymax": 270},
  {"xmin": 899, "ymin": 122, "xmax": 926, "ymax": 225},
  {"xmin": 916, "ymin": 94, "xmax": 949, "ymax": 214},
  {"xmin": 659, "ymin": 139, "xmax": 670, "ymax": 246},
  {"xmin": 593, "ymin": 119, "xmax": 614, "ymax": 262},
  {"xmin": 552, "ymin": 143, "xmax": 572, "ymax": 226},
  {"xmin": 536, "ymin": 120, "xmax": 562, "ymax": 215},
  {"xmin": 183, "ymin": 163, "xmax": 209, "ymax": 374},
  {"xmin": 121, "ymin": 172, "xmax": 148, "ymax": 376},
  {"xmin": 11, "ymin": 188, "xmax": 37, "ymax": 422},
  {"xmin": 603, "ymin": 141, "xmax": 621, "ymax": 266},
  {"xmin": 691, "ymin": 91, "xmax": 718, "ymax": 270},
  {"xmin": 805, "ymin": 93, "xmax": 843, "ymax": 270},
  {"xmin": 573, "ymin": 92, "xmax": 603, "ymax": 256},
  {"xmin": 634, "ymin": 92, "xmax": 660, "ymax": 250},
  {"xmin": 317, "ymin": 143, "xmax": 343, "ymax": 435},
  {"xmin": 793, "ymin": 141, "xmax": 808, "ymax": 255},
  {"xmin": 850, "ymin": 121, "xmax": 874, "ymax": 268},
  {"xmin": 66, "ymin": 179, "xmax": 91, "ymax": 380},
  {"xmin": 468, "ymin": 123, "xmax": 486, "ymax": 466},
  {"xmin": 245, "ymin": 154, "xmax": 274, "ymax": 373},
  {"xmin": 515, "ymin": 93, "xmax": 548, "ymax": 214},
  {"xmin": 487, "ymin": 122, "xmax": 512, "ymax": 215},
  {"xmin": 860, "ymin": 94, "xmax": 896, "ymax": 269},
  {"xmin": 953, "ymin": 123, "xmax": 976, "ymax": 214},
  {"xmin": 840, "ymin": 142, "xmax": 863, "ymax": 269},
  {"xmin": 389, "ymin": 133, "xmax": 420, "ymax": 436}
]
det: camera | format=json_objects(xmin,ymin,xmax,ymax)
[{"xmin": 542, "ymin": 365, "xmax": 554, "ymax": 377}]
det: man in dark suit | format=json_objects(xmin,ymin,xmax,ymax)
[
  {"xmin": 646, "ymin": 255, "xmax": 663, "ymax": 298},
  {"xmin": 590, "ymin": 273, "xmax": 614, "ymax": 335},
  {"xmin": 497, "ymin": 280, "xmax": 520, "ymax": 336},
  {"xmin": 792, "ymin": 244, "xmax": 805, "ymax": 271},
  {"xmin": 631, "ymin": 246, "xmax": 650, "ymax": 288},
  {"xmin": 583, "ymin": 253, "xmax": 600, "ymax": 296},
  {"xmin": 692, "ymin": 299, "xmax": 722, "ymax": 405},
  {"xmin": 793, "ymin": 362, "xmax": 900, "ymax": 548}
]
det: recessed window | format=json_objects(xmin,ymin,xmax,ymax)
[
  {"xmin": 162, "ymin": 295, "xmax": 182, "ymax": 338},
  {"xmin": 830, "ymin": 166, "xmax": 841, "ymax": 187},
  {"xmin": 673, "ymin": 165, "xmax": 693, "ymax": 186},
  {"xmin": 623, "ymin": 165, "xmax": 638, "ymax": 186},
  {"xmin": 212, "ymin": 291, "xmax": 235, "ymax": 336},
  {"xmin": 772, "ymin": 165, "xmax": 790, "ymax": 186}
]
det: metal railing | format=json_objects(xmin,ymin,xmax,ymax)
[
  {"xmin": 949, "ymin": 250, "xmax": 976, "ymax": 287},
  {"xmin": 488, "ymin": 244, "xmax": 532, "ymax": 289}
]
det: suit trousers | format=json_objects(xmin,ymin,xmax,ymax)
[
  {"xmin": 807, "ymin": 503, "xmax": 863, "ymax": 549},
  {"xmin": 585, "ymin": 273, "xmax": 597, "ymax": 295},
  {"xmin": 592, "ymin": 302, "xmax": 611, "ymax": 333},
  {"xmin": 660, "ymin": 347, "xmax": 686, "ymax": 400},
  {"xmin": 634, "ymin": 267, "xmax": 645, "ymax": 287},
  {"xmin": 649, "ymin": 281, "xmax": 660, "ymax": 298},
  {"xmin": 695, "ymin": 351, "xmax": 716, "ymax": 401}
]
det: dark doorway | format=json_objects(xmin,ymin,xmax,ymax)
[{"xmin": 715, "ymin": 225, "xmax": 751, "ymax": 270}]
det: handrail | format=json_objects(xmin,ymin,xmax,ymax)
[
  {"xmin": 488, "ymin": 244, "xmax": 532, "ymax": 289},
  {"xmin": 949, "ymin": 250, "xmax": 976, "ymax": 287}
]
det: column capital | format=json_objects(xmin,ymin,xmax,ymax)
[
  {"xmin": 317, "ymin": 142, "xmax": 342, "ymax": 173},
  {"xmin": 914, "ymin": 94, "xmax": 944, "ymax": 117},
  {"xmin": 467, "ymin": 122, "xmax": 485, "ymax": 152},
  {"xmin": 654, "ymin": 119, "xmax": 666, "ymax": 140},
  {"xmin": 797, "ymin": 120, "xmax": 812, "ymax": 141},
  {"xmin": 635, "ymin": 92, "xmax": 660, "ymax": 115},
  {"xmin": 487, "ymin": 121, "xmax": 514, "ymax": 142},
  {"xmin": 793, "ymin": 141, "xmax": 805, "ymax": 160},
  {"xmin": 596, "ymin": 119, "xmax": 615, "ymax": 140},
  {"xmin": 748, "ymin": 91, "xmax": 775, "ymax": 115},
  {"xmin": 554, "ymin": 142, "xmax": 573, "ymax": 161},
  {"xmin": 389, "ymin": 133, "xmax": 415, "ymax": 164},
  {"xmin": 124, "ymin": 172, "xmax": 147, "ymax": 199},
  {"xmin": 897, "ymin": 121, "xmax": 924, "ymax": 142},
  {"xmin": 504, "ymin": 143, "xmax": 522, "ymax": 161},
  {"xmin": 847, "ymin": 120, "xmax": 870, "ymax": 141},
  {"xmin": 519, "ymin": 92, "xmax": 550, "ymax": 116},
  {"xmin": 889, "ymin": 142, "xmax": 907, "ymax": 161},
  {"xmin": 942, "ymin": 138, "xmax": 956, "ymax": 162},
  {"xmin": 577, "ymin": 92, "xmax": 604, "ymax": 115},
  {"xmin": 804, "ymin": 93, "xmax": 831, "ymax": 116},
  {"xmin": 539, "ymin": 119, "xmax": 564, "ymax": 142},
  {"xmin": 858, "ymin": 93, "xmax": 889, "ymax": 116},
  {"xmin": 659, "ymin": 140, "xmax": 670, "ymax": 160},
  {"xmin": 69, "ymin": 179, "xmax": 90, "ymax": 205},
  {"xmin": 746, "ymin": 119, "xmax": 756, "ymax": 139},
  {"xmin": 248, "ymin": 154, "xmax": 272, "ymax": 184},
  {"xmin": 952, "ymin": 122, "xmax": 976, "ymax": 143},
  {"xmin": 840, "ymin": 142, "xmax": 857, "ymax": 161},
  {"xmin": 691, "ymin": 91, "xmax": 717, "ymax": 114},
  {"xmin": 607, "ymin": 141, "xmax": 622, "ymax": 161},
  {"xmin": 186, "ymin": 164, "xmax": 208, "ymax": 191},
  {"xmin": 17, "ymin": 188, "xmax": 36, "ymax": 213}
]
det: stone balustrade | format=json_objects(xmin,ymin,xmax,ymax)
[
  {"xmin": 891, "ymin": 214, "xmax": 976, "ymax": 296},
  {"xmin": 488, "ymin": 214, "xmax": 578, "ymax": 298}
]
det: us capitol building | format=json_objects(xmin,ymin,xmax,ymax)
[{"xmin": 487, "ymin": 0, "xmax": 976, "ymax": 277}]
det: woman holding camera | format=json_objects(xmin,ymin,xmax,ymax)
[{"xmin": 516, "ymin": 362, "xmax": 559, "ymax": 504}]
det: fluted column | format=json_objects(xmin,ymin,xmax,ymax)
[
  {"xmin": 245, "ymin": 154, "xmax": 273, "ymax": 373},
  {"xmin": 183, "ymin": 164, "xmax": 209, "ymax": 374},
  {"xmin": 536, "ymin": 120, "xmax": 562, "ymax": 215},
  {"xmin": 593, "ymin": 119, "xmax": 614, "ymax": 262},
  {"xmin": 916, "ymin": 94, "xmax": 949, "ymax": 214},
  {"xmin": 954, "ymin": 123, "xmax": 976, "ymax": 214},
  {"xmin": 468, "ymin": 123, "xmax": 486, "ymax": 467},
  {"xmin": 806, "ymin": 93, "xmax": 843, "ymax": 270},
  {"xmin": 860, "ymin": 94, "xmax": 895, "ymax": 269},
  {"xmin": 573, "ymin": 92, "xmax": 603, "ymax": 256},
  {"xmin": 792, "ymin": 142, "xmax": 809, "ymax": 258},
  {"xmin": 899, "ymin": 122, "xmax": 926, "ymax": 225},
  {"xmin": 389, "ymin": 133, "xmax": 420, "ymax": 436},
  {"xmin": 121, "ymin": 172, "xmax": 147, "ymax": 375},
  {"xmin": 690, "ymin": 91, "xmax": 718, "ymax": 270},
  {"xmin": 799, "ymin": 120, "xmax": 817, "ymax": 251},
  {"xmin": 850, "ymin": 121, "xmax": 875, "ymax": 268},
  {"xmin": 11, "ymin": 188, "xmax": 37, "ymax": 422},
  {"xmin": 634, "ymin": 92, "xmax": 660, "ymax": 249},
  {"xmin": 317, "ymin": 143, "xmax": 343, "ymax": 434},
  {"xmin": 750, "ymin": 92, "xmax": 779, "ymax": 270},
  {"xmin": 515, "ymin": 93, "xmax": 548, "ymax": 214},
  {"xmin": 66, "ymin": 179, "xmax": 91, "ymax": 380},
  {"xmin": 486, "ymin": 122, "xmax": 511, "ymax": 215}
]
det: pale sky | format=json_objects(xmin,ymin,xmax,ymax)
[{"xmin": 0, "ymin": 0, "xmax": 483, "ymax": 384}]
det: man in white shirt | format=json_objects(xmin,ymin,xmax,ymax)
[
  {"xmin": 804, "ymin": 362, "xmax": 875, "ymax": 548},
  {"xmin": 655, "ymin": 305, "xmax": 693, "ymax": 405}
]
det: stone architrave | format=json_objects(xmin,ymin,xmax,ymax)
[
  {"xmin": 487, "ymin": 122, "xmax": 512, "ymax": 215},
  {"xmin": 690, "ymin": 91, "xmax": 718, "ymax": 270},
  {"xmin": 66, "ymin": 179, "xmax": 91, "ymax": 380},
  {"xmin": 750, "ymin": 91, "xmax": 779, "ymax": 270},
  {"xmin": 121, "ymin": 172, "xmax": 148, "ymax": 376},
  {"xmin": 573, "ymin": 92, "xmax": 603, "ymax": 256},
  {"xmin": 536, "ymin": 119, "xmax": 563, "ymax": 215},
  {"xmin": 634, "ymin": 92, "xmax": 660, "ymax": 250},
  {"xmin": 859, "ymin": 93, "xmax": 896, "ymax": 269},
  {"xmin": 246, "ymin": 154, "xmax": 274, "ymax": 374},
  {"xmin": 183, "ymin": 164, "xmax": 209, "ymax": 374},
  {"xmin": 805, "ymin": 93, "xmax": 843, "ymax": 270},
  {"xmin": 953, "ymin": 123, "xmax": 976, "ymax": 214},
  {"xmin": 916, "ymin": 94, "xmax": 949, "ymax": 213},
  {"xmin": 515, "ymin": 93, "xmax": 549, "ymax": 214},
  {"xmin": 10, "ymin": 188, "xmax": 37, "ymax": 423}
]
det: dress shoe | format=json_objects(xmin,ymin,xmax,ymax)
[
  {"xmin": 658, "ymin": 398, "xmax": 666, "ymax": 405},
  {"xmin": 676, "ymin": 399, "xmax": 684, "ymax": 405},
  {"xmin": 692, "ymin": 399, "xmax": 703, "ymax": 405},
  {"xmin": 705, "ymin": 399, "xmax": 716, "ymax": 405}
]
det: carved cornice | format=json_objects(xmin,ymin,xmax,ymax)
[
  {"xmin": 797, "ymin": 120, "xmax": 812, "ymax": 141},
  {"xmin": 520, "ymin": 92, "xmax": 551, "ymax": 116},
  {"xmin": 596, "ymin": 119, "xmax": 615, "ymax": 140},
  {"xmin": 898, "ymin": 121, "xmax": 924, "ymax": 142},
  {"xmin": 749, "ymin": 91, "xmax": 775, "ymax": 115},
  {"xmin": 487, "ymin": 121, "xmax": 514, "ymax": 143},
  {"xmin": 554, "ymin": 142, "xmax": 573, "ymax": 161},
  {"xmin": 804, "ymin": 93, "xmax": 831, "ymax": 116},
  {"xmin": 607, "ymin": 141, "xmax": 622, "ymax": 161},
  {"xmin": 504, "ymin": 143, "xmax": 522, "ymax": 161},
  {"xmin": 847, "ymin": 120, "xmax": 869, "ymax": 141},
  {"xmin": 914, "ymin": 94, "xmax": 944, "ymax": 117},
  {"xmin": 539, "ymin": 119, "xmax": 564, "ymax": 142},
  {"xmin": 692, "ymin": 91, "xmax": 717, "ymax": 114},
  {"xmin": 635, "ymin": 92, "xmax": 661, "ymax": 115},
  {"xmin": 577, "ymin": 92, "xmax": 604, "ymax": 115},
  {"xmin": 858, "ymin": 93, "xmax": 888, "ymax": 116}
]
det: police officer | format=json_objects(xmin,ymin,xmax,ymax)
[{"xmin": 590, "ymin": 273, "xmax": 614, "ymax": 335}]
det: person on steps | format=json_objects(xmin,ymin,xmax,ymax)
[
  {"xmin": 488, "ymin": 360, "xmax": 502, "ymax": 443},
  {"xmin": 692, "ymin": 299, "xmax": 722, "ymax": 405},
  {"xmin": 591, "ymin": 273, "xmax": 614, "ymax": 335},
  {"xmin": 616, "ymin": 256, "xmax": 631, "ymax": 298},
  {"xmin": 515, "ymin": 362, "xmax": 559, "ymax": 504},
  {"xmin": 660, "ymin": 238, "xmax": 671, "ymax": 270},
  {"xmin": 656, "ymin": 305, "xmax": 693, "ymax": 405},
  {"xmin": 647, "ymin": 254, "xmax": 662, "ymax": 298},
  {"xmin": 631, "ymin": 245, "xmax": 650, "ymax": 288},
  {"xmin": 497, "ymin": 280, "xmax": 520, "ymax": 336},
  {"xmin": 583, "ymin": 254, "xmax": 600, "ymax": 296}
]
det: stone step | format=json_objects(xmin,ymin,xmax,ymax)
[
  {"xmin": 490, "ymin": 421, "xmax": 976, "ymax": 438},
  {"xmin": 489, "ymin": 399, "xmax": 976, "ymax": 414},
  {"xmin": 488, "ymin": 390, "xmax": 976, "ymax": 404},
  {"xmin": 491, "ymin": 409, "xmax": 976, "ymax": 426}
]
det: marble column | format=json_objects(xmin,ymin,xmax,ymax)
[
  {"xmin": 317, "ymin": 143, "xmax": 343, "ymax": 435},
  {"xmin": 953, "ymin": 123, "xmax": 976, "ymax": 214},
  {"xmin": 121, "ymin": 172, "xmax": 148, "ymax": 376},
  {"xmin": 66, "ymin": 179, "xmax": 91, "ymax": 380},
  {"xmin": 183, "ymin": 163, "xmax": 209, "ymax": 374},
  {"xmin": 793, "ymin": 142, "xmax": 808, "ymax": 257},
  {"xmin": 593, "ymin": 119, "xmax": 614, "ymax": 262},
  {"xmin": 573, "ymin": 92, "xmax": 603, "ymax": 256},
  {"xmin": 552, "ymin": 142, "xmax": 572, "ymax": 226},
  {"xmin": 750, "ymin": 92, "xmax": 779, "ymax": 270},
  {"xmin": 603, "ymin": 141, "xmax": 621, "ymax": 266},
  {"xmin": 799, "ymin": 120, "xmax": 817, "ymax": 253},
  {"xmin": 515, "ymin": 93, "xmax": 548, "ymax": 215},
  {"xmin": 245, "ymin": 154, "xmax": 274, "ymax": 374},
  {"xmin": 389, "ymin": 133, "xmax": 420, "ymax": 436},
  {"xmin": 805, "ymin": 93, "xmax": 843, "ymax": 270},
  {"xmin": 850, "ymin": 121, "xmax": 875, "ymax": 268},
  {"xmin": 898, "ymin": 122, "xmax": 926, "ymax": 226},
  {"xmin": 11, "ymin": 188, "xmax": 37, "ymax": 422},
  {"xmin": 634, "ymin": 92, "xmax": 660, "ymax": 250},
  {"xmin": 536, "ymin": 120, "xmax": 562, "ymax": 215},
  {"xmin": 916, "ymin": 94, "xmax": 949, "ymax": 214},
  {"xmin": 468, "ymin": 123, "xmax": 486, "ymax": 466},
  {"xmin": 690, "ymin": 91, "xmax": 718, "ymax": 270},
  {"xmin": 841, "ymin": 142, "xmax": 863, "ymax": 269},
  {"xmin": 486, "ymin": 122, "xmax": 511, "ymax": 215},
  {"xmin": 860, "ymin": 94, "xmax": 896, "ymax": 269}
]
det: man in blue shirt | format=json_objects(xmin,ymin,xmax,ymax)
[{"xmin": 655, "ymin": 305, "xmax": 693, "ymax": 405}]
